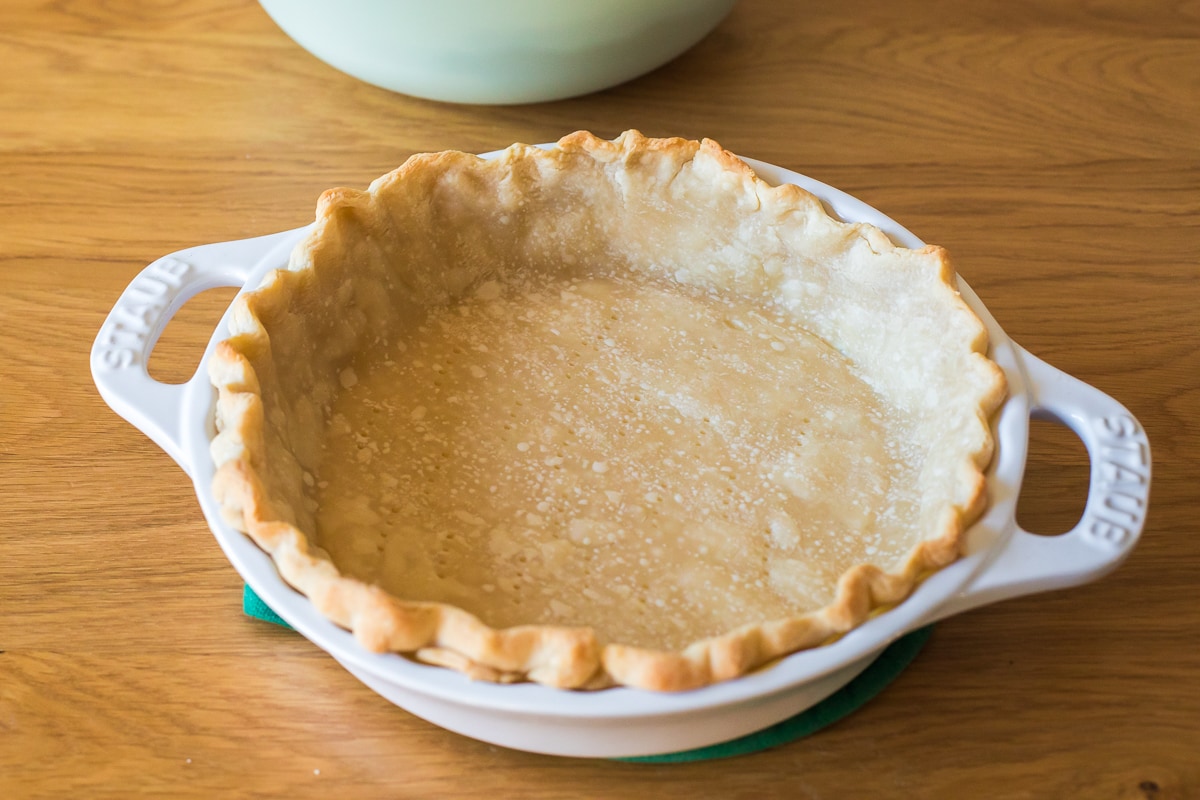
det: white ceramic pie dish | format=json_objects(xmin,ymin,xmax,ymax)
[{"xmin": 91, "ymin": 151, "xmax": 1150, "ymax": 758}]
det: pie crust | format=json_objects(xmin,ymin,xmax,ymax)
[{"xmin": 208, "ymin": 131, "xmax": 1006, "ymax": 691}]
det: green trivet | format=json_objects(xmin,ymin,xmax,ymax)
[{"xmin": 242, "ymin": 584, "xmax": 931, "ymax": 761}]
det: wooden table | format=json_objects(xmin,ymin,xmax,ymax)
[{"xmin": 3, "ymin": 1, "xmax": 1198, "ymax": 796}]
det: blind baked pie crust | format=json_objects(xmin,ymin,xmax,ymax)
[{"xmin": 209, "ymin": 131, "xmax": 1005, "ymax": 691}]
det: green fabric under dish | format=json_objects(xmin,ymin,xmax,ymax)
[{"xmin": 242, "ymin": 584, "xmax": 931, "ymax": 762}]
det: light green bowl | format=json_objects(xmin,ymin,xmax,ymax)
[{"xmin": 258, "ymin": 0, "xmax": 739, "ymax": 104}]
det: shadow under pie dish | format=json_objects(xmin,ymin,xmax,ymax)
[{"xmin": 207, "ymin": 130, "xmax": 1007, "ymax": 692}]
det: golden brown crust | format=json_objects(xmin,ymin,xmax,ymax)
[{"xmin": 208, "ymin": 130, "xmax": 1006, "ymax": 691}]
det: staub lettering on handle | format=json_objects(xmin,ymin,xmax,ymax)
[
  {"xmin": 95, "ymin": 258, "xmax": 192, "ymax": 370},
  {"xmin": 1085, "ymin": 414, "xmax": 1149, "ymax": 549}
]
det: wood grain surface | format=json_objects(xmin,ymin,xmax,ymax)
[{"xmin": 2, "ymin": 0, "xmax": 1198, "ymax": 797}]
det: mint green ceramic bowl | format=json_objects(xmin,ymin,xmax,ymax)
[{"xmin": 258, "ymin": 0, "xmax": 738, "ymax": 104}]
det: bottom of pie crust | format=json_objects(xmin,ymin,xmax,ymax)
[{"xmin": 314, "ymin": 269, "xmax": 922, "ymax": 652}]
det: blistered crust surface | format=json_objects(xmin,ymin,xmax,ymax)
[{"xmin": 208, "ymin": 130, "xmax": 1005, "ymax": 691}]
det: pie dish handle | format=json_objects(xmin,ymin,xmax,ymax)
[
  {"xmin": 929, "ymin": 345, "xmax": 1150, "ymax": 623},
  {"xmin": 90, "ymin": 231, "xmax": 295, "ymax": 476}
]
